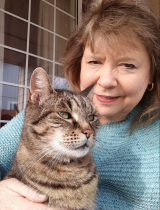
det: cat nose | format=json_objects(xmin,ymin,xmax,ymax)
[{"xmin": 82, "ymin": 129, "xmax": 92, "ymax": 139}]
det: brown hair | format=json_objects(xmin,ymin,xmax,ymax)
[{"xmin": 64, "ymin": 0, "xmax": 160, "ymax": 131}]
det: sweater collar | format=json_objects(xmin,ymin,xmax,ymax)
[{"xmin": 98, "ymin": 105, "xmax": 141, "ymax": 129}]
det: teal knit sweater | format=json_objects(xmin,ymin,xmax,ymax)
[{"xmin": 0, "ymin": 108, "xmax": 159, "ymax": 210}]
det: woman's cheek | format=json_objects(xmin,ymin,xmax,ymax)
[{"xmin": 80, "ymin": 69, "xmax": 93, "ymax": 90}]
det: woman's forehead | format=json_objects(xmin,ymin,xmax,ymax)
[{"xmin": 85, "ymin": 35, "xmax": 147, "ymax": 56}]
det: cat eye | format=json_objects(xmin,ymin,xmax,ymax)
[
  {"xmin": 59, "ymin": 112, "xmax": 71, "ymax": 119},
  {"xmin": 88, "ymin": 115, "xmax": 94, "ymax": 121}
]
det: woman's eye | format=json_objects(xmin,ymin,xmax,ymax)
[
  {"xmin": 88, "ymin": 61, "xmax": 101, "ymax": 65},
  {"xmin": 88, "ymin": 115, "xmax": 94, "ymax": 121},
  {"xmin": 59, "ymin": 112, "xmax": 71, "ymax": 119},
  {"xmin": 124, "ymin": 63, "xmax": 135, "ymax": 69}
]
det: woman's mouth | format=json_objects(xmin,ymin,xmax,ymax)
[{"xmin": 96, "ymin": 95, "xmax": 119, "ymax": 103}]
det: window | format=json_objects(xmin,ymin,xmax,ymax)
[{"xmin": 0, "ymin": 0, "xmax": 77, "ymax": 127}]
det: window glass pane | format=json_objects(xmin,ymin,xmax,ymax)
[
  {"xmin": 29, "ymin": 25, "xmax": 53, "ymax": 60},
  {"xmin": 0, "ymin": 11, "xmax": 27, "ymax": 51},
  {"xmin": 56, "ymin": 0, "xmax": 76, "ymax": 17},
  {"xmin": 56, "ymin": 9, "xmax": 75, "ymax": 38},
  {"xmin": 0, "ymin": 84, "xmax": 24, "ymax": 121},
  {"xmin": 31, "ymin": 0, "xmax": 54, "ymax": 32},
  {"xmin": 54, "ymin": 76, "xmax": 69, "ymax": 89},
  {"xmin": 45, "ymin": 0, "xmax": 54, "ymax": 5},
  {"xmin": 0, "ymin": 122, "xmax": 7, "ymax": 128},
  {"xmin": 0, "ymin": 47, "xmax": 26, "ymax": 85},
  {"xmin": 0, "ymin": 0, "xmax": 29, "ymax": 20},
  {"xmin": 54, "ymin": 64, "xmax": 69, "ymax": 89},
  {"xmin": 55, "ymin": 64, "xmax": 64, "ymax": 78},
  {"xmin": 28, "ymin": 55, "xmax": 53, "ymax": 86},
  {"xmin": 55, "ymin": 36, "xmax": 67, "ymax": 63}
]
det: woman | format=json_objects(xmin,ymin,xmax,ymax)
[{"xmin": 0, "ymin": 0, "xmax": 159, "ymax": 209}]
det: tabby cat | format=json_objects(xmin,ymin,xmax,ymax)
[{"xmin": 5, "ymin": 67, "xmax": 99, "ymax": 210}]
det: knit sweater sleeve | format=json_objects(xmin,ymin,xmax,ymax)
[{"xmin": 0, "ymin": 110, "xmax": 25, "ymax": 179}]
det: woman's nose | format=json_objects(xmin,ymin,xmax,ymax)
[{"xmin": 97, "ymin": 65, "xmax": 117, "ymax": 88}]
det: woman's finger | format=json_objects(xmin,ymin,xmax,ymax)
[{"xmin": 3, "ymin": 178, "xmax": 48, "ymax": 202}]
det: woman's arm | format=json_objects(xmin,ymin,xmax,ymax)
[{"xmin": 0, "ymin": 110, "xmax": 25, "ymax": 178}]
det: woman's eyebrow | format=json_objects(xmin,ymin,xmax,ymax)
[
  {"xmin": 116, "ymin": 56, "xmax": 138, "ymax": 62},
  {"xmin": 86, "ymin": 53, "xmax": 106, "ymax": 60}
]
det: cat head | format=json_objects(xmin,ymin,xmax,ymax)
[{"xmin": 23, "ymin": 67, "xmax": 99, "ymax": 160}]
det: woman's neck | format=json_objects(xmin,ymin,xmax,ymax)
[{"xmin": 98, "ymin": 113, "xmax": 127, "ymax": 124}]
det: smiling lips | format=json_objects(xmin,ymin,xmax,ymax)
[{"xmin": 96, "ymin": 94, "xmax": 120, "ymax": 103}]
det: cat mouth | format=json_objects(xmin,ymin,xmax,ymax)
[{"xmin": 75, "ymin": 143, "xmax": 88, "ymax": 150}]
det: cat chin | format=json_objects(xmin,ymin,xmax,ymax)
[
  {"xmin": 70, "ymin": 147, "xmax": 90, "ymax": 158},
  {"xmin": 57, "ymin": 144, "xmax": 90, "ymax": 159}
]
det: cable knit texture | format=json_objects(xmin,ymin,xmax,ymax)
[{"xmin": 0, "ymin": 108, "xmax": 159, "ymax": 210}]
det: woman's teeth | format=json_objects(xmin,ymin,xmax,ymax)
[{"xmin": 101, "ymin": 96, "xmax": 117, "ymax": 99}]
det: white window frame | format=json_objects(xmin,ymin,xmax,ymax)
[{"xmin": 0, "ymin": 0, "xmax": 79, "ymax": 124}]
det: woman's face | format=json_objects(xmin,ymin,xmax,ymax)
[{"xmin": 80, "ymin": 38, "xmax": 151, "ymax": 124}]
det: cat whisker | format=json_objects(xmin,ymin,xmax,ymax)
[
  {"xmin": 16, "ymin": 145, "xmax": 60, "ymax": 181},
  {"xmin": 47, "ymin": 151, "xmax": 62, "ymax": 177},
  {"xmin": 24, "ymin": 147, "xmax": 59, "ymax": 171},
  {"xmin": 48, "ymin": 153, "xmax": 64, "ymax": 187},
  {"xmin": 35, "ymin": 150, "xmax": 62, "ymax": 187},
  {"xmin": 32, "ymin": 150, "xmax": 63, "ymax": 189},
  {"xmin": 48, "ymin": 144, "xmax": 70, "ymax": 183},
  {"xmin": 95, "ymin": 140, "xmax": 111, "ymax": 152},
  {"xmin": 14, "ymin": 147, "xmax": 52, "ymax": 176},
  {"xmin": 19, "ymin": 144, "xmax": 62, "ymax": 186},
  {"xmin": 19, "ymin": 152, "xmax": 54, "ymax": 183}
]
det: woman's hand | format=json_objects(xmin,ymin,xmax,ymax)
[{"xmin": 0, "ymin": 178, "xmax": 66, "ymax": 210}]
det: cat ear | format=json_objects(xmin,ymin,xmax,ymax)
[
  {"xmin": 29, "ymin": 67, "xmax": 56, "ymax": 104},
  {"xmin": 79, "ymin": 84, "xmax": 94, "ymax": 100}
]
